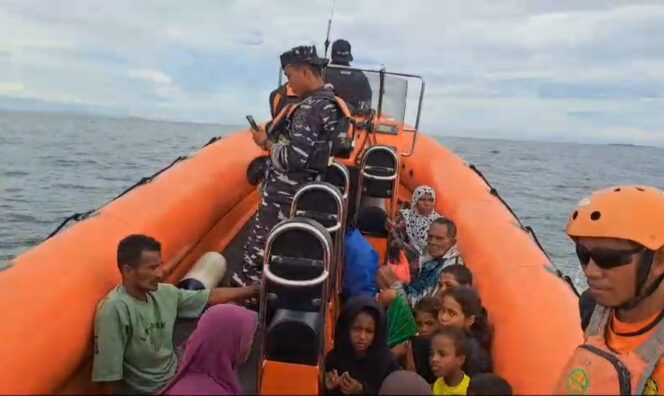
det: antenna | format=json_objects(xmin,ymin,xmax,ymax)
[{"xmin": 323, "ymin": 0, "xmax": 337, "ymax": 58}]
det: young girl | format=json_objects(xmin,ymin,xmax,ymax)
[
  {"xmin": 411, "ymin": 297, "xmax": 442, "ymax": 383},
  {"xmin": 438, "ymin": 264, "xmax": 473, "ymax": 295},
  {"xmin": 430, "ymin": 327, "xmax": 470, "ymax": 395},
  {"xmin": 325, "ymin": 296, "xmax": 400, "ymax": 395},
  {"xmin": 438, "ymin": 287, "xmax": 493, "ymax": 375}
]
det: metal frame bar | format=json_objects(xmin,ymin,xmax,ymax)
[
  {"xmin": 353, "ymin": 145, "xmax": 400, "ymax": 232},
  {"xmin": 257, "ymin": 219, "xmax": 333, "ymax": 392},
  {"xmin": 326, "ymin": 161, "xmax": 350, "ymax": 302}
]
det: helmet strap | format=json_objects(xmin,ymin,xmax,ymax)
[{"xmin": 618, "ymin": 250, "xmax": 662, "ymax": 310}]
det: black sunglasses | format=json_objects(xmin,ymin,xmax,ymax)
[{"xmin": 575, "ymin": 244, "xmax": 644, "ymax": 270}]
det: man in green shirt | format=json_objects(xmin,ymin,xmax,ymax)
[{"xmin": 92, "ymin": 234, "xmax": 257, "ymax": 394}]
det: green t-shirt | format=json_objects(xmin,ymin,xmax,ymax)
[{"xmin": 92, "ymin": 283, "xmax": 210, "ymax": 394}]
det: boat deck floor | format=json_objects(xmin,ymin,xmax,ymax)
[{"xmin": 172, "ymin": 218, "xmax": 259, "ymax": 394}]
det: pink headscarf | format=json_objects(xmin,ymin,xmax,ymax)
[{"xmin": 163, "ymin": 304, "xmax": 257, "ymax": 395}]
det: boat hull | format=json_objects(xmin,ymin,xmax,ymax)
[{"xmin": 0, "ymin": 129, "xmax": 582, "ymax": 394}]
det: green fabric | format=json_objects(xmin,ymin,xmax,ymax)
[
  {"xmin": 92, "ymin": 283, "xmax": 210, "ymax": 394},
  {"xmin": 386, "ymin": 295, "xmax": 418, "ymax": 347}
]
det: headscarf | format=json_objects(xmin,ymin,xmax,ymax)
[
  {"xmin": 325, "ymin": 296, "xmax": 399, "ymax": 395},
  {"xmin": 379, "ymin": 370, "xmax": 433, "ymax": 395},
  {"xmin": 162, "ymin": 304, "xmax": 257, "ymax": 395},
  {"xmin": 400, "ymin": 185, "xmax": 441, "ymax": 254}
]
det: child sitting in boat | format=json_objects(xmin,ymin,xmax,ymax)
[
  {"xmin": 430, "ymin": 327, "xmax": 471, "ymax": 395},
  {"xmin": 467, "ymin": 373, "xmax": 513, "ymax": 396},
  {"xmin": 438, "ymin": 264, "xmax": 473, "ymax": 296},
  {"xmin": 438, "ymin": 287, "xmax": 493, "ymax": 376},
  {"xmin": 378, "ymin": 217, "xmax": 464, "ymax": 307},
  {"xmin": 411, "ymin": 297, "xmax": 443, "ymax": 383},
  {"xmin": 324, "ymin": 296, "xmax": 400, "ymax": 395}
]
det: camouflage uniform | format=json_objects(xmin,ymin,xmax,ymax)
[{"xmin": 233, "ymin": 46, "xmax": 340, "ymax": 287}]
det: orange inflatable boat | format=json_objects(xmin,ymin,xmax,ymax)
[{"xmin": 0, "ymin": 66, "xmax": 582, "ymax": 395}]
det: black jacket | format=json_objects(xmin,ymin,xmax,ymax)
[{"xmin": 324, "ymin": 296, "xmax": 400, "ymax": 395}]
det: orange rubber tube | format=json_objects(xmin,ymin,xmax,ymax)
[
  {"xmin": 0, "ymin": 128, "xmax": 581, "ymax": 394},
  {"xmin": 402, "ymin": 134, "xmax": 582, "ymax": 394},
  {"xmin": 0, "ymin": 131, "xmax": 261, "ymax": 394}
]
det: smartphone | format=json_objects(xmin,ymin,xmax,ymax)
[{"xmin": 246, "ymin": 115, "xmax": 259, "ymax": 132}]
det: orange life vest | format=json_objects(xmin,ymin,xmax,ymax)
[
  {"xmin": 271, "ymin": 84, "xmax": 298, "ymax": 117},
  {"xmin": 554, "ymin": 305, "xmax": 664, "ymax": 395},
  {"xmin": 268, "ymin": 90, "xmax": 355, "ymax": 163}
]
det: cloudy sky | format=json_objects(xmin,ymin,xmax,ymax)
[{"xmin": 1, "ymin": 0, "xmax": 663, "ymax": 145}]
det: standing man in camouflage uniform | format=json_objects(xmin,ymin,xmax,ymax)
[{"xmin": 232, "ymin": 45, "xmax": 341, "ymax": 287}]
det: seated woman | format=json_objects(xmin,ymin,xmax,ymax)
[
  {"xmin": 325, "ymin": 296, "xmax": 400, "ymax": 395},
  {"xmin": 162, "ymin": 304, "xmax": 257, "ymax": 395},
  {"xmin": 388, "ymin": 185, "xmax": 442, "ymax": 273}
]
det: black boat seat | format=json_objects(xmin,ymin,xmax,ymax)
[
  {"xmin": 265, "ymin": 309, "xmax": 322, "ymax": 366},
  {"xmin": 290, "ymin": 182, "xmax": 345, "ymax": 296},
  {"xmin": 325, "ymin": 161, "xmax": 351, "ymax": 199},
  {"xmin": 291, "ymin": 182, "xmax": 344, "ymax": 234},
  {"xmin": 359, "ymin": 145, "xmax": 398, "ymax": 199},
  {"xmin": 258, "ymin": 218, "xmax": 333, "ymax": 375}
]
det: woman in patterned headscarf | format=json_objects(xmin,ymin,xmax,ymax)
[{"xmin": 388, "ymin": 185, "xmax": 442, "ymax": 272}]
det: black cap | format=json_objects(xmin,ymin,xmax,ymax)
[
  {"xmin": 331, "ymin": 39, "xmax": 353, "ymax": 64},
  {"xmin": 280, "ymin": 45, "xmax": 328, "ymax": 70}
]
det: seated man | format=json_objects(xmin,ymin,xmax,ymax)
[
  {"xmin": 378, "ymin": 217, "xmax": 463, "ymax": 307},
  {"xmin": 92, "ymin": 234, "xmax": 257, "ymax": 395}
]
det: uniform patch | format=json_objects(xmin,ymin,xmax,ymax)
[
  {"xmin": 643, "ymin": 377, "xmax": 659, "ymax": 395},
  {"xmin": 567, "ymin": 368, "xmax": 591, "ymax": 395}
]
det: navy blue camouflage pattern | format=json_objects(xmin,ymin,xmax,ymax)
[{"xmin": 233, "ymin": 86, "xmax": 340, "ymax": 286}]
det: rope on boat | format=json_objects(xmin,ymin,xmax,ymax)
[
  {"xmin": 43, "ymin": 136, "xmax": 224, "ymax": 241},
  {"xmin": 468, "ymin": 163, "xmax": 580, "ymax": 297}
]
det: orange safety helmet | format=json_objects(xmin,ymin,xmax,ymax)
[{"xmin": 566, "ymin": 185, "xmax": 664, "ymax": 251}]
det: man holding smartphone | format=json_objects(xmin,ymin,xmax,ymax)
[{"xmin": 232, "ymin": 45, "xmax": 341, "ymax": 290}]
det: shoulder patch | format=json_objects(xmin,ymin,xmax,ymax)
[{"xmin": 644, "ymin": 377, "xmax": 659, "ymax": 396}]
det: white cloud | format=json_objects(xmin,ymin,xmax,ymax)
[
  {"xmin": 0, "ymin": 0, "xmax": 662, "ymax": 144},
  {"xmin": 0, "ymin": 82, "xmax": 23, "ymax": 94},
  {"xmin": 127, "ymin": 69, "xmax": 172, "ymax": 85}
]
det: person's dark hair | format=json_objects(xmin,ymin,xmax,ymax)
[
  {"xmin": 441, "ymin": 264, "xmax": 473, "ymax": 287},
  {"xmin": 441, "ymin": 287, "xmax": 493, "ymax": 350},
  {"xmin": 294, "ymin": 63, "xmax": 323, "ymax": 79},
  {"xmin": 379, "ymin": 370, "xmax": 433, "ymax": 395},
  {"xmin": 467, "ymin": 373, "xmax": 513, "ymax": 395},
  {"xmin": 117, "ymin": 234, "xmax": 161, "ymax": 271},
  {"xmin": 414, "ymin": 296, "xmax": 441, "ymax": 318},
  {"xmin": 431, "ymin": 217, "xmax": 457, "ymax": 238},
  {"xmin": 433, "ymin": 326, "xmax": 469, "ymax": 358}
]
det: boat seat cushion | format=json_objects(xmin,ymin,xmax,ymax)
[{"xmin": 266, "ymin": 309, "xmax": 322, "ymax": 366}]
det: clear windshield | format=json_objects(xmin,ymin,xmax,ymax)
[
  {"xmin": 278, "ymin": 65, "xmax": 424, "ymax": 129},
  {"xmin": 324, "ymin": 66, "xmax": 424, "ymax": 129}
]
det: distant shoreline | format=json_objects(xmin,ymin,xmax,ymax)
[{"xmin": 0, "ymin": 107, "xmax": 662, "ymax": 149}]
